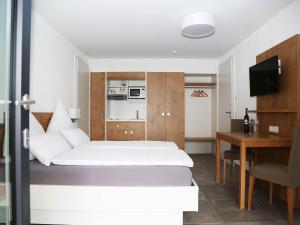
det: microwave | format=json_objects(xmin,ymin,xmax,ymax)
[{"xmin": 128, "ymin": 86, "xmax": 146, "ymax": 99}]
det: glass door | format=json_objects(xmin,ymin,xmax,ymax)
[
  {"xmin": 1, "ymin": 0, "xmax": 32, "ymax": 224},
  {"xmin": 0, "ymin": 0, "xmax": 13, "ymax": 224}
]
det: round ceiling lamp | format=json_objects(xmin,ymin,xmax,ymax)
[{"xmin": 181, "ymin": 12, "xmax": 215, "ymax": 38}]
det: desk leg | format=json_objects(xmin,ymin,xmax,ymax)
[
  {"xmin": 239, "ymin": 143, "xmax": 246, "ymax": 209},
  {"xmin": 216, "ymin": 137, "xmax": 221, "ymax": 184}
]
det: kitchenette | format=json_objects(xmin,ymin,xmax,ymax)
[{"xmin": 106, "ymin": 79, "xmax": 147, "ymax": 141}]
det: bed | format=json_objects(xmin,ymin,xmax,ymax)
[{"xmin": 30, "ymin": 112, "xmax": 198, "ymax": 225}]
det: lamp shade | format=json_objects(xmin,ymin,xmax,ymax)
[
  {"xmin": 182, "ymin": 12, "xmax": 215, "ymax": 38},
  {"xmin": 68, "ymin": 108, "xmax": 81, "ymax": 120}
]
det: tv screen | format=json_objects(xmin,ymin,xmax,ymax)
[{"xmin": 249, "ymin": 55, "xmax": 280, "ymax": 97}]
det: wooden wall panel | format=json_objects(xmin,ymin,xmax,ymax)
[
  {"xmin": 298, "ymin": 64, "xmax": 300, "ymax": 121},
  {"xmin": 257, "ymin": 37, "xmax": 298, "ymax": 112},
  {"xmin": 255, "ymin": 34, "xmax": 300, "ymax": 206},
  {"xmin": 32, "ymin": 112, "xmax": 53, "ymax": 131},
  {"xmin": 257, "ymin": 113, "xmax": 296, "ymax": 137},
  {"xmin": 298, "ymin": 35, "xmax": 300, "ymax": 65},
  {"xmin": 0, "ymin": 124, "xmax": 4, "ymax": 158},
  {"xmin": 90, "ymin": 72, "xmax": 105, "ymax": 140}
]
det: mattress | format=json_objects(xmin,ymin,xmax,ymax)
[
  {"xmin": 30, "ymin": 160, "xmax": 193, "ymax": 186},
  {"xmin": 52, "ymin": 147, "xmax": 193, "ymax": 167}
]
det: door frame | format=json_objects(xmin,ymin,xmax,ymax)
[
  {"xmin": 10, "ymin": 0, "xmax": 32, "ymax": 224},
  {"xmin": 217, "ymin": 56, "xmax": 236, "ymax": 131}
]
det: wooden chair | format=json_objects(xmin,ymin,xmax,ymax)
[
  {"xmin": 248, "ymin": 124, "xmax": 300, "ymax": 225},
  {"xmin": 223, "ymin": 119, "xmax": 255, "ymax": 184}
]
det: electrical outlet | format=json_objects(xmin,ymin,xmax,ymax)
[{"xmin": 269, "ymin": 126, "xmax": 279, "ymax": 134}]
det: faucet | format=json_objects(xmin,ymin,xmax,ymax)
[{"xmin": 136, "ymin": 110, "xmax": 139, "ymax": 120}]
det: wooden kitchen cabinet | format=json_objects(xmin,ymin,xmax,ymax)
[
  {"xmin": 147, "ymin": 72, "xmax": 185, "ymax": 150},
  {"xmin": 107, "ymin": 72, "xmax": 145, "ymax": 80},
  {"xmin": 107, "ymin": 121, "xmax": 145, "ymax": 141},
  {"xmin": 90, "ymin": 72, "xmax": 105, "ymax": 140}
]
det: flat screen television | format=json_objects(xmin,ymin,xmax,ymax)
[{"xmin": 249, "ymin": 55, "xmax": 280, "ymax": 97}]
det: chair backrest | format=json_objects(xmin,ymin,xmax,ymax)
[
  {"xmin": 287, "ymin": 123, "xmax": 300, "ymax": 187},
  {"xmin": 231, "ymin": 119, "xmax": 244, "ymax": 149}
]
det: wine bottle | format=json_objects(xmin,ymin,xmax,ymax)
[{"xmin": 243, "ymin": 108, "xmax": 250, "ymax": 134}]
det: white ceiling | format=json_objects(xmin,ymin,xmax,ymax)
[{"xmin": 33, "ymin": 0, "xmax": 293, "ymax": 58}]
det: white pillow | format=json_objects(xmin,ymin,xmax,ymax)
[
  {"xmin": 29, "ymin": 113, "xmax": 46, "ymax": 160},
  {"xmin": 30, "ymin": 133, "xmax": 72, "ymax": 166},
  {"xmin": 60, "ymin": 128, "xmax": 90, "ymax": 148},
  {"xmin": 46, "ymin": 101, "xmax": 74, "ymax": 134},
  {"xmin": 29, "ymin": 153, "xmax": 35, "ymax": 160},
  {"xmin": 30, "ymin": 113, "xmax": 45, "ymax": 137}
]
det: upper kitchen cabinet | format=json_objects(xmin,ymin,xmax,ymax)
[
  {"xmin": 107, "ymin": 72, "xmax": 145, "ymax": 80},
  {"xmin": 90, "ymin": 72, "xmax": 106, "ymax": 140},
  {"xmin": 147, "ymin": 72, "xmax": 185, "ymax": 150}
]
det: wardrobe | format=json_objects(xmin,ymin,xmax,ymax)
[{"xmin": 147, "ymin": 72, "xmax": 185, "ymax": 149}]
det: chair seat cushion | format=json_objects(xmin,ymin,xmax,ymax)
[
  {"xmin": 224, "ymin": 149, "xmax": 254, "ymax": 161},
  {"xmin": 251, "ymin": 163, "xmax": 288, "ymax": 186}
]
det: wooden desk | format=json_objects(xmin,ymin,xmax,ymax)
[{"xmin": 216, "ymin": 132, "xmax": 292, "ymax": 209}]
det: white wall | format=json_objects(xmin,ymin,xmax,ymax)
[
  {"xmin": 89, "ymin": 58, "xmax": 218, "ymax": 74},
  {"xmin": 107, "ymin": 101, "xmax": 146, "ymax": 120},
  {"xmin": 30, "ymin": 11, "xmax": 88, "ymax": 112},
  {"xmin": 77, "ymin": 57, "xmax": 90, "ymax": 134},
  {"xmin": 219, "ymin": 0, "xmax": 300, "ymax": 119}
]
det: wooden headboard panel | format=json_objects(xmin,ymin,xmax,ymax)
[
  {"xmin": 32, "ymin": 112, "xmax": 53, "ymax": 131},
  {"xmin": 255, "ymin": 34, "xmax": 300, "ymax": 207}
]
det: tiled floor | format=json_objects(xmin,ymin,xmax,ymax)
[{"xmin": 184, "ymin": 154, "xmax": 300, "ymax": 225}]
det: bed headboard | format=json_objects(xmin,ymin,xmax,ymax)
[{"xmin": 32, "ymin": 112, "xmax": 53, "ymax": 131}]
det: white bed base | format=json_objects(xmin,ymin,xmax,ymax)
[{"xmin": 30, "ymin": 179, "xmax": 198, "ymax": 225}]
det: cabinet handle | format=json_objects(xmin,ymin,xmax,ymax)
[
  {"xmin": 124, "ymin": 130, "xmax": 128, "ymax": 134},
  {"xmin": 167, "ymin": 112, "xmax": 171, "ymax": 116},
  {"xmin": 116, "ymin": 124, "xmax": 120, "ymax": 128},
  {"xmin": 130, "ymin": 130, "xmax": 134, "ymax": 134},
  {"xmin": 161, "ymin": 112, "xmax": 165, "ymax": 116}
]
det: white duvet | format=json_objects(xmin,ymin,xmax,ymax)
[
  {"xmin": 51, "ymin": 141, "xmax": 193, "ymax": 167},
  {"xmin": 80, "ymin": 141, "xmax": 179, "ymax": 151}
]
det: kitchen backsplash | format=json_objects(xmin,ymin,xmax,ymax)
[{"xmin": 107, "ymin": 100, "xmax": 146, "ymax": 120}]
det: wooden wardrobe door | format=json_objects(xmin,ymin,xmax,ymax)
[
  {"xmin": 147, "ymin": 72, "xmax": 166, "ymax": 141},
  {"xmin": 165, "ymin": 73, "xmax": 185, "ymax": 150},
  {"xmin": 90, "ymin": 72, "xmax": 105, "ymax": 140}
]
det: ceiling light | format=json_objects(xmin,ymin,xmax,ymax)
[{"xmin": 181, "ymin": 12, "xmax": 215, "ymax": 39}]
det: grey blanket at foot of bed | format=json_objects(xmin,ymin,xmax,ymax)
[{"xmin": 30, "ymin": 160, "xmax": 193, "ymax": 186}]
